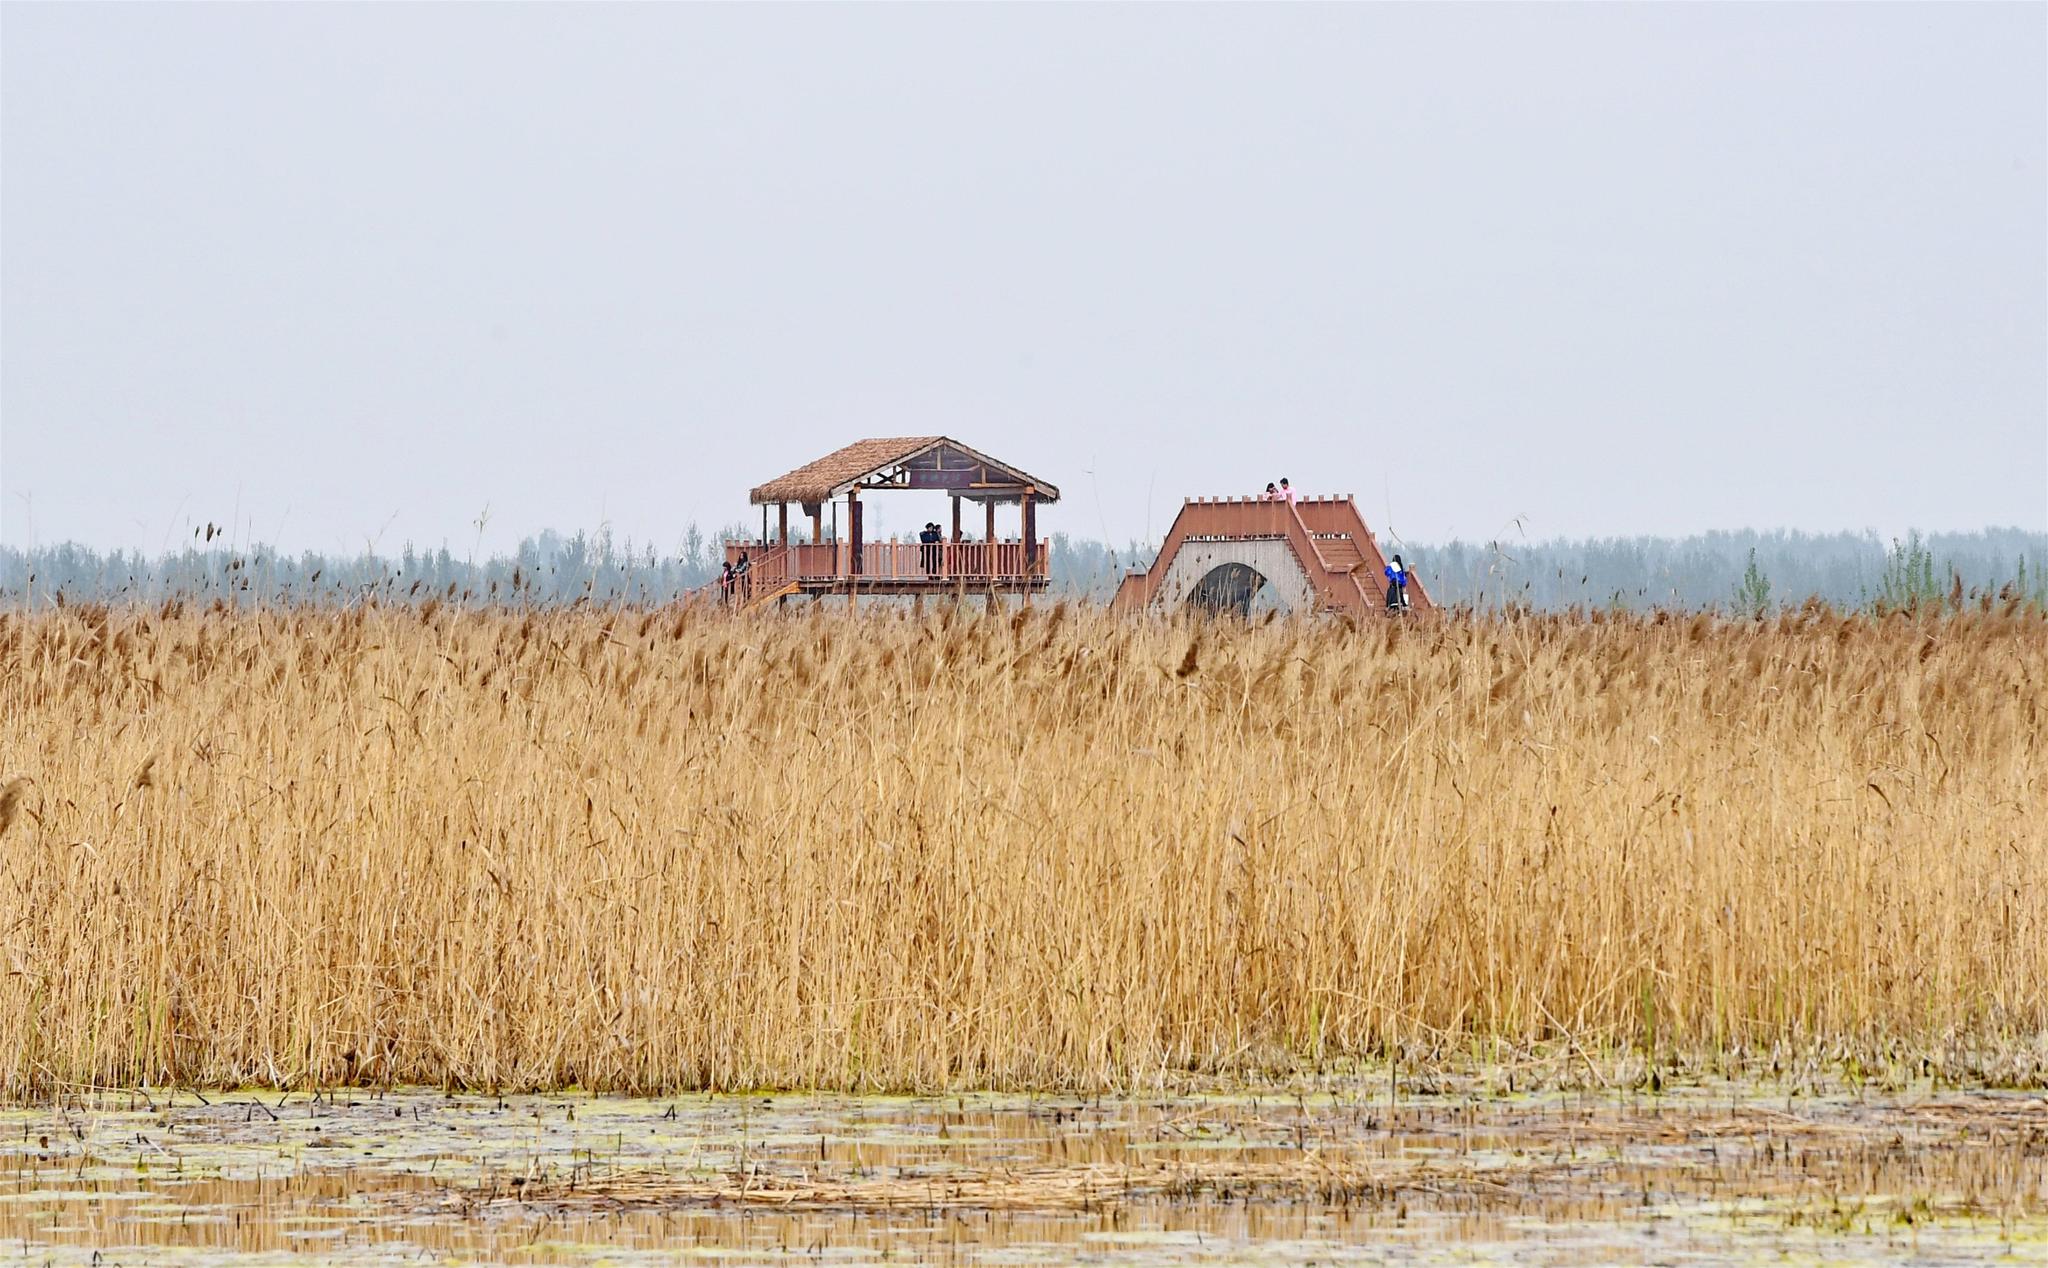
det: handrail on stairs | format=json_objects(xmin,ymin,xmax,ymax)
[{"xmin": 690, "ymin": 543, "xmax": 793, "ymax": 609}]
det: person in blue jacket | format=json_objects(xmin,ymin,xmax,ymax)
[{"xmin": 1384, "ymin": 553, "xmax": 1411, "ymax": 611}]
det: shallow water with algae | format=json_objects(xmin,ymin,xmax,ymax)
[{"xmin": 1, "ymin": 1081, "xmax": 2043, "ymax": 1264}]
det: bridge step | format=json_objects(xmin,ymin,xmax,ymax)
[{"xmin": 1314, "ymin": 536, "xmax": 1365, "ymax": 574}]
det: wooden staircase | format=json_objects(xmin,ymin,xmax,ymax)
[
  {"xmin": 1310, "ymin": 534, "xmax": 1365, "ymax": 574},
  {"xmin": 691, "ymin": 546, "xmax": 798, "ymax": 612},
  {"xmin": 740, "ymin": 579, "xmax": 799, "ymax": 612}
]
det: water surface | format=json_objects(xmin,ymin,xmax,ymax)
[{"xmin": 2, "ymin": 1081, "xmax": 2042, "ymax": 1263}]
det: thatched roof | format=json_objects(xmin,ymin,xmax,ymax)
[
  {"xmin": 749, "ymin": 437, "xmax": 1059, "ymax": 505},
  {"xmin": 750, "ymin": 437, "xmax": 938, "ymax": 505}
]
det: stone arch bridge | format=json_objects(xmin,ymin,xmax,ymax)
[{"xmin": 1110, "ymin": 496, "xmax": 1431, "ymax": 616}]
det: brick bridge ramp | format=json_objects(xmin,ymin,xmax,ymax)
[{"xmin": 1111, "ymin": 496, "xmax": 1431, "ymax": 616}]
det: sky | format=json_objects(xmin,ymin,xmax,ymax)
[{"xmin": 2, "ymin": 3, "xmax": 2043, "ymax": 559}]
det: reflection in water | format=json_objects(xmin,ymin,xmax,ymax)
[{"xmin": 1, "ymin": 1084, "xmax": 2043, "ymax": 1263}]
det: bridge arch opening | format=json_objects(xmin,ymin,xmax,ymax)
[{"xmin": 1185, "ymin": 562, "xmax": 1288, "ymax": 617}]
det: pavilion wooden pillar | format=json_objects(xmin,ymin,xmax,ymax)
[
  {"xmin": 847, "ymin": 490, "xmax": 863, "ymax": 577},
  {"xmin": 1021, "ymin": 490, "xmax": 1038, "ymax": 572},
  {"xmin": 777, "ymin": 503, "xmax": 789, "ymax": 549},
  {"xmin": 949, "ymin": 495, "xmax": 961, "ymax": 581},
  {"xmin": 984, "ymin": 499, "xmax": 998, "ymax": 584},
  {"xmin": 808, "ymin": 502, "xmax": 822, "ymax": 544}
]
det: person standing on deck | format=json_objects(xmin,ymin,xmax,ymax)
[
  {"xmin": 1263, "ymin": 482, "xmax": 1280, "ymax": 500},
  {"xmin": 1280, "ymin": 478, "xmax": 1297, "ymax": 505}
]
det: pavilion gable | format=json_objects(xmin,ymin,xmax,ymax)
[{"xmin": 749, "ymin": 437, "xmax": 1059, "ymax": 507}]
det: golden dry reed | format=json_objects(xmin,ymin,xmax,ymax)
[{"xmin": 0, "ymin": 599, "xmax": 2043, "ymax": 1094}]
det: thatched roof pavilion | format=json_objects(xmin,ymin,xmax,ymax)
[{"xmin": 725, "ymin": 436, "xmax": 1058, "ymax": 608}]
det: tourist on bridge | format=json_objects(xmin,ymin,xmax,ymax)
[
  {"xmin": 1280, "ymin": 478, "xmax": 1297, "ymax": 505},
  {"xmin": 719, "ymin": 561, "xmax": 736, "ymax": 604},
  {"xmin": 1385, "ymin": 553, "xmax": 1411, "ymax": 611},
  {"xmin": 1263, "ymin": 482, "xmax": 1280, "ymax": 500}
]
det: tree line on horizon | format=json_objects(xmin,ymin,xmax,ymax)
[{"xmin": 3, "ymin": 524, "xmax": 2044, "ymax": 614}]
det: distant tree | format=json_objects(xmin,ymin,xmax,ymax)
[
  {"xmin": 6, "ymin": 524, "xmax": 2046, "ymax": 613},
  {"xmin": 1733, "ymin": 548, "xmax": 1772, "ymax": 619},
  {"xmin": 1874, "ymin": 533, "xmax": 1942, "ymax": 613},
  {"xmin": 681, "ymin": 524, "xmax": 707, "ymax": 578}
]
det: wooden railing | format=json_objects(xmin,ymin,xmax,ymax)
[
  {"xmin": 724, "ymin": 539, "xmax": 1049, "ymax": 584},
  {"xmin": 710, "ymin": 544, "xmax": 791, "ymax": 606}
]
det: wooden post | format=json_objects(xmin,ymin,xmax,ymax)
[
  {"xmin": 810, "ymin": 503, "xmax": 822, "ymax": 544},
  {"xmin": 1022, "ymin": 489, "xmax": 1037, "ymax": 574},
  {"xmin": 848, "ymin": 490, "xmax": 862, "ymax": 577},
  {"xmin": 985, "ymin": 499, "xmax": 997, "ymax": 561},
  {"xmin": 778, "ymin": 503, "xmax": 789, "ymax": 549},
  {"xmin": 950, "ymin": 495, "xmax": 962, "ymax": 579}
]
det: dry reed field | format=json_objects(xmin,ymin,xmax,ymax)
[{"xmin": 0, "ymin": 600, "xmax": 2043, "ymax": 1095}]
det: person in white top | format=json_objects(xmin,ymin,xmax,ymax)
[
  {"xmin": 1263, "ymin": 482, "xmax": 1280, "ymax": 500},
  {"xmin": 1280, "ymin": 478, "xmax": 1297, "ymax": 505}
]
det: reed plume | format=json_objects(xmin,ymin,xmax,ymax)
[{"xmin": 0, "ymin": 777, "xmax": 25, "ymax": 840}]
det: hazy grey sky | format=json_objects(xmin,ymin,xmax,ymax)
[{"xmin": 3, "ymin": 2, "xmax": 2042, "ymax": 557}]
